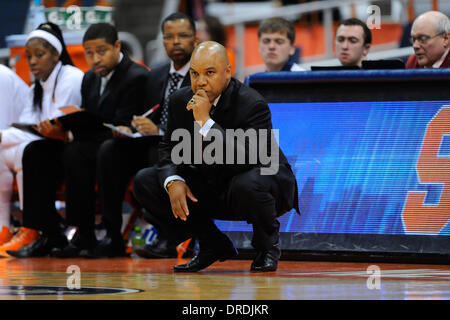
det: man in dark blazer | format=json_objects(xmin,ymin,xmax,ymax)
[
  {"xmin": 132, "ymin": 41, "xmax": 299, "ymax": 272},
  {"xmin": 7, "ymin": 23, "xmax": 149, "ymax": 258},
  {"xmin": 88, "ymin": 12, "xmax": 196, "ymax": 258}
]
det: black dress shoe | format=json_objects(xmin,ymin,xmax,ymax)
[
  {"xmin": 85, "ymin": 236, "xmax": 128, "ymax": 258},
  {"xmin": 250, "ymin": 251, "xmax": 278, "ymax": 272},
  {"xmin": 52, "ymin": 233, "xmax": 97, "ymax": 258},
  {"xmin": 7, "ymin": 235, "xmax": 68, "ymax": 258},
  {"xmin": 134, "ymin": 238, "xmax": 177, "ymax": 258},
  {"xmin": 173, "ymin": 236, "xmax": 238, "ymax": 272}
]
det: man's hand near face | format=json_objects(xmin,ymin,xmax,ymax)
[{"xmin": 186, "ymin": 89, "xmax": 212, "ymax": 127}]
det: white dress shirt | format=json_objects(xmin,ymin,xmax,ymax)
[
  {"xmin": 432, "ymin": 48, "xmax": 450, "ymax": 68},
  {"xmin": 100, "ymin": 52, "xmax": 123, "ymax": 95},
  {"xmin": 167, "ymin": 61, "xmax": 190, "ymax": 95},
  {"xmin": 198, "ymin": 95, "xmax": 221, "ymax": 137}
]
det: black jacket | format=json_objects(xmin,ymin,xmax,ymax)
[
  {"xmin": 78, "ymin": 54, "xmax": 149, "ymax": 140},
  {"xmin": 158, "ymin": 78, "xmax": 299, "ymax": 214}
]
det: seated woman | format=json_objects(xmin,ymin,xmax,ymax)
[{"xmin": 0, "ymin": 22, "xmax": 84, "ymax": 256}]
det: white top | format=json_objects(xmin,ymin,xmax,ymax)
[
  {"xmin": 290, "ymin": 62, "xmax": 306, "ymax": 71},
  {"xmin": 0, "ymin": 65, "xmax": 29, "ymax": 130},
  {"xmin": 0, "ymin": 61, "xmax": 84, "ymax": 147},
  {"xmin": 432, "ymin": 48, "xmax": 450, "ymax": 68}
]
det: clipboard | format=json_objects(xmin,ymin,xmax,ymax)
[
  {"xmin": 103, "ymin": 123, "xmax": 163, "ymax": 139},
  {"xmin": 57, "ymin": 110, "xmax": 104, "ymax": 131},
  {"xmin": 10, "ymin": 122, "xmax": 42, "ymax": 137},
  {"xmin": 59, "ymin": 105, "xmax": 83, "ymax": 115},
  {"xmin": 103, "ymin": 123, "xmax": 136, "ymax": 138}
]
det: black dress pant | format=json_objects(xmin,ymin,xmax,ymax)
[
  {"xmin": 62, "ymin": 140, "xmax": 101, "ymax": 236},
  {"xmin": 22, "ymin": 139, "xmax": 65, "ymax": 236},
  {"xmin": 21, "ymin": 139, "xmax": 101, "ymax": 237},
  {"xmin": 96, "ymin": 136, "xmax": 159, "ymax": 238},
  {"xmin": 22, "ymin": 136, "xmax": 159, "ymax": 240},
  {"xmin": 132, "ymin": 164, "xmax": 296, "ymax": 258}
]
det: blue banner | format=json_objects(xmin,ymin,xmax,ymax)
[{"xmin": 217, "ymin": 100, "xmax": 450, "ymax": 236}]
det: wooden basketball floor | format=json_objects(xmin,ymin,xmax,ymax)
[{"xmin": 0, "ymin": 256, "xmax": 449, "ymax": 300}]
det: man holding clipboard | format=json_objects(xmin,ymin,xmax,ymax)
[{"xmin": 88, "ymin": 12, "xmax": 196, "ymax": 258}]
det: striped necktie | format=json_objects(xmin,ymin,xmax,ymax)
[{"xmin": 160, "ymin": 73, "xmax": 182, "ymax": 130}]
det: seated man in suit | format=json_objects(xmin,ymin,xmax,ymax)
[
  {"xmin": 132, "ymin": 41, "xmax": 299, "ymax": 272},
  {"xmin": 335, "ymin": 18, "xmax": 372, "ymax": 67},
  {"xmin": 88, "ymin": 12, "xmax": 197, "ymax": 258},
  {"xmin": 406, "ymin": 11, "xmax": 449, "ymax": 69},
  {"xmin": 7, "ymin": 23, "xmax": 149, "ymax": 258}
]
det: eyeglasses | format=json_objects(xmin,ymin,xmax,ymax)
[
  {"xmin": 163, "ymin": 33, "xmax": 194, "ymax": 42},
  {"xmin": 410, "ymin": 32, "xmax": 444, "ymax": 45}
]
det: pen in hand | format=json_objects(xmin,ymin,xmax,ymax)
[
  {"xmin": 141, "ymin": 104, "xmax": 160, "ymax": 118},
  {"xmin": 132, "ymin": 105, "xmax": 160, "ymax": 135}
]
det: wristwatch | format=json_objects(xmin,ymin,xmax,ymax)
[{"xmin": 166, "ymin": 180, "xmax": 176, "ymax": 190}]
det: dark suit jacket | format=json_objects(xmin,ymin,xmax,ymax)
[
  {"xmin": 144, "ymin": 62, "xmax": 191, "ymax": 126},
  {"xmin": 77, "ymin": 54, "xmax": 149, "ymax": 140},
  {"xmin": 158, "ymin": 77, "xmax": 299, "ymax": 215},
  {"xmin": 406, "ymin": 50, "xmax": 450, "ymax": 68}
]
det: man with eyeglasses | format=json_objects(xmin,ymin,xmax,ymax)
[
  {"xmin": 138, "ymin": 12, "xmax": 197, "ymax": 136},
  {"xmin": 335, "ymin": 18, "xmax": 372, "ymax": 67},
  {"xmin": 406, "ymin": 11, "xmax": 450, "ymax": 69}
]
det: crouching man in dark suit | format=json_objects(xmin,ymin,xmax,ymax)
[{"xmin": 132, "ymin": 41, "xmax": 299, "ymax": 272}]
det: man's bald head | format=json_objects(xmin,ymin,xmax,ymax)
[
  {"xmin": 411, "ymin": 11, "xmax": 449, "ymax": 67},
  {"xmin": 189, "ymin": 41, "xmax": 232, "ymax": 103},
  {"xmin": 413, "ymin": 11, "xmax": 450, "ymax": 34},
  {"xmin": 191, "ymin": 41, "xmax": 230, "ymax": 67}
]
